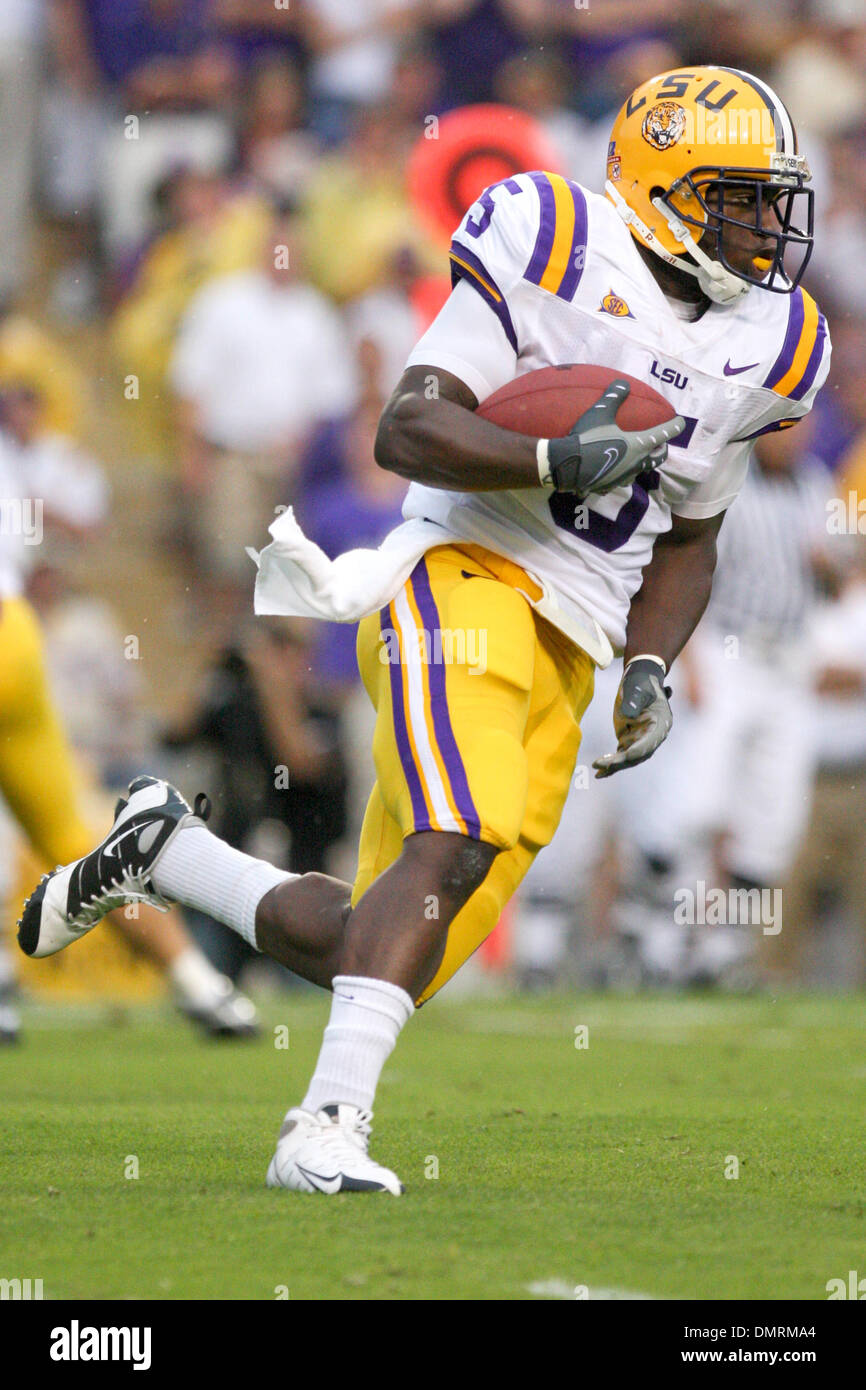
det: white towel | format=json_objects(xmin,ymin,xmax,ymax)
[
  {"xmin": 247, "ymin": 507, "xmax": 449, "ymax": 622},
  {"xmin": 246, "ymin": 506, "xmax": 613, "ymax": 667}
]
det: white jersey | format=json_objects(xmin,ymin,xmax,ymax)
[{"xmin": 404, "ymin": 171, "xmax": 831, "ymax": 655}]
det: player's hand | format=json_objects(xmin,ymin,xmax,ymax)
[
  {"xmin": 541, "ymin": 381, "xmax": 685, "ymax": 497},
  {"xmin": 593, "ymin": 656, "xmax": 673, "ymax": 778}
]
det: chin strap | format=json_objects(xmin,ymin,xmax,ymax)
[
  {"xmin": 650, "ymin": 197, "xmax": 749, "ymax": 306},
  {"xmin": 605, "ymin": 181, "xmax": 749, "ymax": 306}
]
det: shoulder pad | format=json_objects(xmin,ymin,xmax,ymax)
[{"xmin": 451, "ymin": 172, "xmax": 591, "ymax": 315}]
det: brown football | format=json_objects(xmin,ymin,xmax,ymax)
[{"xmin": 476, "ymin": 364, "xmax": 677, "ymax": 436}]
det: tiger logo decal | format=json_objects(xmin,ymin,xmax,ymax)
[{"xmin": 641, "ymin": 102, "xmax": 687, "ymax": 151}]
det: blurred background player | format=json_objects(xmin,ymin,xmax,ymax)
[
  {"xmin": 770, "ymin": 482, "xmax": 866, "ymax": 986},
  {"xmin": 0, "ymin": 379, "xmax": 259, "ymax": 1039}
]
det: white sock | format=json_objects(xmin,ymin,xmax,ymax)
[
  {"xmin": 301, "ymin": 975, "xmax": 414, "ymax": 1115},
  {"xmin": 168, "ymin": 945, "xmax": 228, "ymax": 1009},
  {"xmin": 153, "ymin": 825, "xmax": 295, "ymax": 949}
]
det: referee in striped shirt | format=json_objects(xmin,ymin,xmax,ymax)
[{"xmin": 675, "ymin": 417, "xmax": 835, "ymax": 901}]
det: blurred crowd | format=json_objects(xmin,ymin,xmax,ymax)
[{"xmin": 3, "ymin": 0, "xmax": 866, "ymax": 999}]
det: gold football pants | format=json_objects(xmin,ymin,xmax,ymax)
[{"xmin": 352, "ymin": 544, "xmax": 595, "ymax": 1002}]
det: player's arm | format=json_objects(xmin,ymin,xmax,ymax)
[
  {"xmin": 376, "ymin": 364, "xmax": 683, "ymax": 495},
  {"xmin": 375, "ymin": 365, "xmax": 535, "ymax": 490},
  {"xmin": 624, "ymin": 510, "xmax": 725, "ymax": 670},
  {"xmin": 594, "ymin": 510, "xmax": 725, "ymax": 778}
]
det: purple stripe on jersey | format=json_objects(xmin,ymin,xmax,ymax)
[
  {"xmin": 788, "ymin": 313, "xmax": 827, "ymax": 402},
  {"xmin": 409, "ymin": 559, "xmax": 483, "ymax": 840},
  {"xmin": 380, "ymin": 605, "xmax": 432, "ymax": 833},
  {"xmin": 735, "ymin": 417, "xmax": 800, "ymax": 441},
  {"xmin": 556, "ymin": 181, "xmax": 588, "ymax": 301},
  {"xmin": 524, "ymin": 172, "xmax": 557, "ymax": 285},
  {"xmin": 449, "ymin": 240, "xmax": 518, "ymax": 352},
  {"xmin": 764, "ymin": 289, "xmax": 804, "ymax": 390}
]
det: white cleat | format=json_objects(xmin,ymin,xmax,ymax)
[
  {"xmin": 18, "ymin": 775, "xmax": 209, "ymax": 959},
  {"xmin": 266, "ymin": 1103, "xmax": 404, "ymax": 1195},
  {"xmin": 177, "ymin": 976, "xmax": 261, "ymax": 1039}
]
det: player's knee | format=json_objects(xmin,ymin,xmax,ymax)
[
  {"xmin": 443, "ymin": 837, "xmax": 498, "ymax": 899},
  {"xmin": 405, "ymin": 831, "xmax": 498, "ymax": 903}
]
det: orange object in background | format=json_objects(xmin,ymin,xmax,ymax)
[
  {"xmin": 479, "ymin": 899, "xmax": 513, "ymax": 972},
  {"xmin": 409, "ymin": 273, "xmax": 452, "ymax": 333},
  {"xmin": 407, "ymin": 104, "xmax": 562, "ymax": 249}
]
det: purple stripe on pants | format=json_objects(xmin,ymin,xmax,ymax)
[
  {"xmin": 380, "ymin": 604, "xmax": 431, "ymax": 832},
  {"xmin": 409, "ymin": 558, "xmax": 483, "ymax": 840}
]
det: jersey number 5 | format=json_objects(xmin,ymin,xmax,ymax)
[
  {"xmin": 464, "ymin": 179, "xmax": 523, "ymax": 239},
  {"xmin": 548, "ymin": 415, "xmax": 698, "ymax": 550},
  {"xmin": 549, "ymin": 469, "xmax": 660, "ymax": 552}
]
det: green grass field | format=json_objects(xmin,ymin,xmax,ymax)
[{"xmin": 3, "ymin": 991, "xmax": 865, "ymax": 1301}]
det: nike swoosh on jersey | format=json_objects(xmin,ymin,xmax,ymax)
[{"xmin": 723, "ymin": 360, "xmax": 760, "ymax": 376}]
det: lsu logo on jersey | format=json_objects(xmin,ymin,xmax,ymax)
[
  {"xmin": 599, "ymin": 289, "xmax": 634, "ymax": 319},
  {"xmin": 641, "ymin": 101, "xmax": 687, "ymax": 151},
  {"xmin": 650, "ymin": 359, "xmax": 688, "ymax": 390}
]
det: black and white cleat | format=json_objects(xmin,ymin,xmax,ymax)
[{"xmin": 18, "ymin": 776, "xmax": 210, "ymax": 959}]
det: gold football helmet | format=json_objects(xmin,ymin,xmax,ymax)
[{"xmin": 606, "ymin": 67, "xmax": 814, "ymax": 304}]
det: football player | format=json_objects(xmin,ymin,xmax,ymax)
[
  {"xmin": 19, "ymin": 68, "xmax": 830, "ymax": 1191},
  {"xmin": 0, "ymin": 425, "xmax": 258, "ymax": 1038}
]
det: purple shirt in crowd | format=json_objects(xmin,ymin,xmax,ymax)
[{"xmin": 296, "ymin": 417, "xmax": 406, "ymax": 686}]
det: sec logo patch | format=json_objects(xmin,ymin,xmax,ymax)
[{"xmin": 599, "ymin": 289, "xmax": 635, "ymax": 319}]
